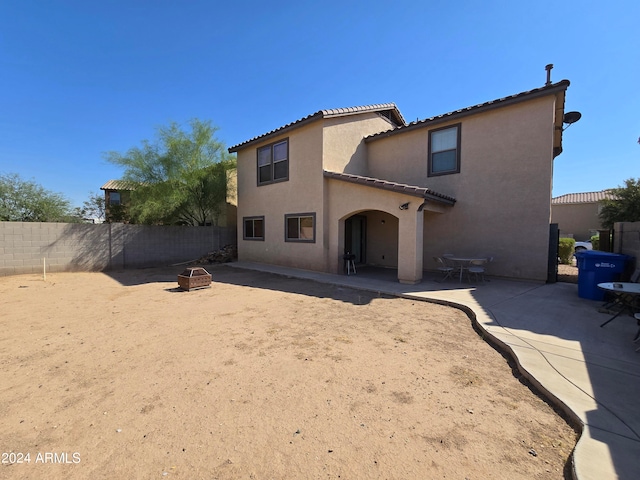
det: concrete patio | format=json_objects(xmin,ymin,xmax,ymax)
[{"xmin": 229, "ymin": 261, "xmax": 640, "ymax": 480}]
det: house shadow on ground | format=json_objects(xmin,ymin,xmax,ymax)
[
  {"xmin": 104, "ymin": 266, "xmax": 182, "ymax": 287},
  {"xmin": 472, "ymin": 281, "xmax": 640, "ymax": 480},
  {"xmin": 206, "ymin": 264, "xmax": 386, "ymax": 306},
  {"xmin": 102, "ymin": 264, "xmax": 386, "ymax": 306}
]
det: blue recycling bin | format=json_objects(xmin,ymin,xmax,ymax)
[{"xmin": 575, "ymin": 251, "xmax": 631, "ymax": 301}]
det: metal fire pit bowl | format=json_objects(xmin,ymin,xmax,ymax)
[{"xmin": 177, "ymin": 267, "xmax": 212, "ymax": 291}]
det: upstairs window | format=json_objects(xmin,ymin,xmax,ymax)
[
  {"xmin": 428, "ymin": 124, "xmax": 461, "ymax": 176},
  {"xmin": 285, "ymin": 213, "xmax": 315, "ymax": 243},
  {"xmin": 109, "ymin": 192, "xmax": 121, "ymax": 205},
  {"xmin": 258, "ymin": 139, "xmax": 289, "ymax": 185}
]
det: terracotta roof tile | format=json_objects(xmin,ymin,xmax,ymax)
[
  {"xmin": 552, "ymin": 190, "xmax": 613, "ymax": 204},
  {"xmin": 323, "ymin": 170, "xmax": 456, "ymax": 205},
  {"xmin": 100, "ymin": 180, "xmax": 139, "ymax": 191},
  {"xmin": 365, "ymin": 80, "xmax": 571, "ymax": 142},
  {"xmin": 229, "ymin": 103, "xmax": 405, "ymax": 152}
]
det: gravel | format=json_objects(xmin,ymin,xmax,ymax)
[{"xmin": 557, "ymin": 263, "xmax": 578, "ymax": 283}]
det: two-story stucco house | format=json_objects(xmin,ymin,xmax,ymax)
[
  {"xmin": 552, "ymin": 190, "xmax": 612, "ymax": 241},
  {"xmin": 229, "ymin": 79, "xmax": 572, "ymax": 284}
]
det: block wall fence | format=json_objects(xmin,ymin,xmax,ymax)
[
  {"xmin": 0, "ymin": 222, "xmax": 236, "ymax": 276},
  {"xmin": 614, "ymin": 221, "xmax": 640, "ymax": 271}
]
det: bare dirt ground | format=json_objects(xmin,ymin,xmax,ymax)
[{"xmin": 0, "ymin": 266, "xmax": 577, "ymax": 479}]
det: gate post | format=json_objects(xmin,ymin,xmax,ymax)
[{"xmin": 547, "ymin": 223, "xmax": 559, "ymax": 283}]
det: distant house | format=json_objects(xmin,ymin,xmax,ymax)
[
  {"xmin": 100, "ymin": 170, "xmax": 238, "ymax": 227},
  {"xmin": 229, "ymin": 79, "xmax": 573, "ymax": 283},
  {"xmin": 551, "ymin": 191, "xmax": 613, "ymax": 241},
  {"xmin": 100, "ymin": 179, "xmax": 138, "ymax": 223}
]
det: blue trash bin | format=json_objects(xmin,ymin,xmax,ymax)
[{"xmin": 575, "ymin": 251, "xmax": 630, "ymax": 301}]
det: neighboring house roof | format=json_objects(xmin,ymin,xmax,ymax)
[
  {"xmin": 100, "ymin": 180, "xmax": 139, "ymax": 191},
  {"xmin": 229, "ymin": 103, "xmax": 405, "ymax": 152},
  {"xmin": 552, "ymin": 190, "xmax": 614, "ymax": 205},
  {"xmin": 323, "ymin": 170, "xmax": 456, "ymax": 205},
  {"xmin": 364, "ymin": 80, "xmax": 571, "ymax": 142}
]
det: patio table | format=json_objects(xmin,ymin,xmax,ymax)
[
  {"xmin": 446, "ymin": 256, "xmax": 488, "ymax": 283},
  {"xmin": 597, "ymin": 282, "xmax": 640, "ymax": 342}
]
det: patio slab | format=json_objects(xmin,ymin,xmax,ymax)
[{"xmin": 230, "ymin": 261, "xmax": 640, "ymax": 480}]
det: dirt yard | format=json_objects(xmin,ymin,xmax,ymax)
[{"xmin": 0, "ymin": 266, "xmax": 577, "ymax": 479}]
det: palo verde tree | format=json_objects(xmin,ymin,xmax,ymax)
[
  {"xmin": 104, "ymin": 119, "xmax": 236, "ymax": 226},
  {"xmin": 0, "ymin": 173, "xmax": 79, "ymax": 222},
  {"xmin": 75, "ymin": 192, "xmax": 106, "ymax": 223},
  {"xmin": 599, "ymin": 178, "xmax": 640, "ymax": 229}
]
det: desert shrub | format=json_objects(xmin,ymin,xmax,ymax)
[
  {"xmin": 590, "ymin": 234, "xmax": 600, "ymax": 251},
  {"xmin": 559, "ymin": 238, "xmax": 575, "ymax": 264}
]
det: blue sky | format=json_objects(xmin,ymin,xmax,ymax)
[{"xmin": 1, "ymin": 0, "xmax": 638, "ymax": 208}]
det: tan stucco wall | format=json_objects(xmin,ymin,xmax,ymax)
[
  {"xmin": 326, "ymin": 179, "xmax": 447, "ymax": 283},
  {"xmin": 367, "ymin": 96, "xmax": 558, "ymax": 281},
  {"xmin": 613, "ymin": 222, "xmax": 640, "ymax": 271},
  {"xmin": 236, "ymin": 122, "xmax": 326, "ymax": 271},
  {"xmin": 214, "ymin": 203, "xmax": 237, "ymax": 228},
  {"xmin": 363, "ymin": 210, "xmax": 399, "ymax": 267},
  {"xmin": 214, "ymin": 168, "xmax": 237, "ymax": 228},
  {"xmin": 226, "ymin": 168, "xmax": 238, "ymax": 206},
  {"xmin": 237, "ymin": 113, "xmax": 405, "ymax": 274},
  {"xmin": 322, "ymin": 113, "xmax": 395, "ymax": 174},
  {"xmin": 236, "ymin": 92, "xmax": 561, "ymax": 282},
  {"xmin": 552, "ymin": 203, "xmax": 602, "ymax": 241}
]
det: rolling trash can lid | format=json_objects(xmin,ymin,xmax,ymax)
[{"xmin": 575, "ymin": 250, "xmax": 631, "ymax": 273}]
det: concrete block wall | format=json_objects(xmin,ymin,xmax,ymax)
[
  {"xmin": 614, "ymin": 221, "xmax": 640, "ymax": 270},
  {"xmin": 121, "ymin": 224, "xmax": 236, "ymax": 268},
  {"xmin": 0, "ymin": 222, "xmax": 236, "ymax": 276}
]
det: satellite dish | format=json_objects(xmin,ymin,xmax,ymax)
[{"xmin": 563, "ymin": 111, "xmax": 582, "ymax": 125}]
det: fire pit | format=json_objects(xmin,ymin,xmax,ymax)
[{"xmin": 177, "ymin": 267, "xmax": 212, "ymax": 291}]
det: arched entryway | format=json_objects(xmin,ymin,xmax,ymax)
[
  {"xmin": 342, "ymin": 210, "xmax": 399, "ymax": 272},
  {"xmin": 326, "ymin": 172, "xmax": 452, "ymax": 284}
]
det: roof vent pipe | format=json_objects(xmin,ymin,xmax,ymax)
[{"xmin": 545, "ymin": 64, "xmax": 554, "ymax": 86}]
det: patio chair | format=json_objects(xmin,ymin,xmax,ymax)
[
  {"xmin": 434, "ymin": 256, "xmax": 454, "ymax": 282},
  {"xmin": 441, "ymin": 254, "xmax": 467, "ymax": 280},
  {"xmin": 468, "ymin": 258, "xmax": 488, "ymax": 283}
]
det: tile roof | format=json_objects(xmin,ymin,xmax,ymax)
[
  {"xmin": 323, "ymin": 170, "xmax": 456, "ymax": 205},
  {"xmin": 228, "ymin": 103, "xmax": 405, "ymax": 152},
  {"xmin": 552, "ymin": 190, "xmax": 614, "ymax": 205},
  {"xmin": 365, "ymin": 80, "xmax": 571, "ymax": 142},
  {"xmin": 100, "ymin": 180, "xmax": 140, "ymax": 191}
]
